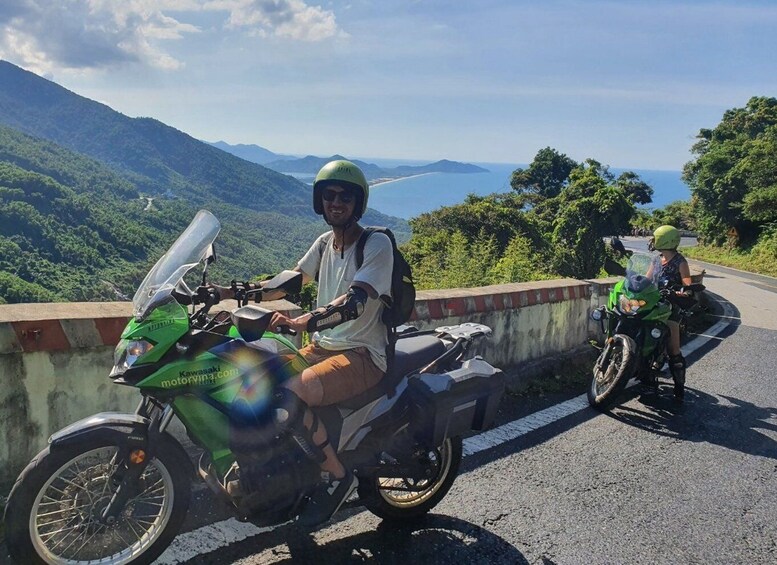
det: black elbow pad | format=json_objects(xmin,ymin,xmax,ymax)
[
  {"xmin": 306, "ymin": 286, "xmax": 368, "ymax": 332},
  {"xmin": 345, "ymin": 286, "xmax": 368, "ymax": 315}
]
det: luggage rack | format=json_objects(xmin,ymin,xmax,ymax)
[{"xmin": 434, "ymin": 323, "xmax": 492, "ymax": 340}]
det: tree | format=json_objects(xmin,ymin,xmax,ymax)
[
  {"xmin": 551, "ymin": 163, "xmax": 636, "ymax": 279},
  {"xmin": 652, "ymin": 200, "xmax": 694, "ymax": 231},
  {"xmin": 510, "ymin": 147, "xmax": 578, "ymax": 200},
  {"xmin": 489, "ymin": 234, "xmax": 546, "ymax": 283},
  {"xmin": 615, "ymin": 170, "xmax": 653, "ymax": 205},
  {"xmin": 683, "ymin": 96, "xmax": 777, "ymax": 246}
]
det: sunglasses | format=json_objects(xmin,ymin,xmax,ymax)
[{"xmin": 322, "ymin": 188, "xmax": 356, "ymax": 204}]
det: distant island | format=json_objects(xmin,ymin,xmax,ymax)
[{"xmin": 208, "ymin": 142, "xmax": 489, "ymax": 183}]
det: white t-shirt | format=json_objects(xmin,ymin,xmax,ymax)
[{"xmin": 297, "ymin": 230, "xmax": 394, "ymax": 371}]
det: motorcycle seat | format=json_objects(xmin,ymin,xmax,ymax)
[
  {"xmin": 667, "ymin": 293, "xmax": 697, "ymax": 310},
  {"xmin": 337, "ymin": 334, "xmax": 446, "ymax": 410}
]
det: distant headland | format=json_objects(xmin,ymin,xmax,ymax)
[{"xmin": 207, "ymin": 142, "xmax": 489, "ymax": 182}]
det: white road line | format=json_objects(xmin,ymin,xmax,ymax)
[
  {"xmin": 462, "ymin": 395, "xmax": 590, "ymax": 456},
  {"xmin": 155, "ymin": 295, "xmax": 735, "ymax": 564}
]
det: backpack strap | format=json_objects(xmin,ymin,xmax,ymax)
[
  {"xmin": 355, "ymin": 226, "xmax": 400, "ymax": 397},
  {"xmin": 314, "ymin": 232, "xmax": 334, "ymax": 282},
  {"xmin": 355, "ymin": 227, "xmax": 377, "ymax": 269},
  {"xmin": 357, "ymin": 227, "xmax": 394, "ymax": 308}
]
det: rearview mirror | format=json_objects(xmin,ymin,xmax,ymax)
[
  {"xmin": 610, "ymin": 237, "xmax": 626, "ymax": 255},
  {"xmin": 205, "ymin": 244, "xmax": 216, "ymax": 265},
  {"xmin": 262, "ymin": 270, "xmax": 303, "ymax": 295},
  {"xmin": 604, "ymin": 258, "xmax": 627, "ymax": 277}
]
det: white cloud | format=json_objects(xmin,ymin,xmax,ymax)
[
  {"xmin": 204, "ymin": 0, "xmax": 342, "ymax": 41},
  {"xmin": 0, "ymin": 0, "xmax": 342, "ymax": 74}
]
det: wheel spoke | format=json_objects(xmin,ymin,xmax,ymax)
[
  {"xmin": 379, "ymin": 442, "xmax": 452, "ymax": 506},
  {"xmin": 37, "ymin": 513, "xmax": 86, "ymax": 528},
  {"xmin": 125, "ymin": 517, "xmax": 146, "ymax": 541},
  {"xmin": 56, "ymin": 476, "xmax": 92, "ymax": 496},
  {"xmin": 46, "ymin": 523, "xmax": 83, "ymax": 553},
  {"xmin": 36, "ymin": 501, "xmax": 93, "ymax": 518},
  {"xmin": 32, "ymin": 445, "xmax": 177, "ymax": 563},
  {"xmin": 113, "ymin": 524, "xmax": 132, "ymax": 548},
  {"xmin": 70, "ymin": 523, "xmax": 107, "ymax": 559}
]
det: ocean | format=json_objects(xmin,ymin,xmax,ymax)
[{"xmin": 290, "ymin": 161, "xmax": 690, "ymax": 221}]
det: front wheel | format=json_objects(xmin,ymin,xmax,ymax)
[
  {"xmin": 588, "ymin": 334, "xmax": 637, "ymax": 411},
  {"xmin": 4, "ymin": 434, "xmax": 191, "ymax": 565},
  {"xmin": 358, "ymin": 436, "xmax": 462, "ymax": 521}
]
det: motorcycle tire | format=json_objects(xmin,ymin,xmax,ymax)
[
  {"xmin": 4, "ymin": 434, "xmax": 191, "ymax": 565},
  {"xmin": 358, "ymin": 436, "xmax": 462, "ymax": 521},
  {"xmin": 588, "ymin": 333, "xmax": 637, "ymax": 411}
]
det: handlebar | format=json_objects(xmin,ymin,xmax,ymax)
[{"xmin": 275, "ymin": 325, "xmax": 298, "ymax": 337}]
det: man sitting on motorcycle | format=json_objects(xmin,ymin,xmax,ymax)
[
  {"xmin": 219, "ymin": 160, "xmax": 393, "ymax": 526},
  {"xmin": 653, "ymin": 224, "xmax": 692, "ymax": 399}
]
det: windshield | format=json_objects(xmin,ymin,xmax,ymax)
[
  {"xmin": 624, "ymin": 252, "xmax": 662, "ymax": 294},
  {"xmin": 132, "ymin": 210, "xmax": 221, "ymax": 320}
]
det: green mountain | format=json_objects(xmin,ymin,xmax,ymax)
[
  {"xmin": 264, "ymin": 154, "xmax": 385, "ymax": 178},
  {"xmin": 0, "ymin": 60, "xmax": 315, "ymax": 218},
  {"xmin": 263, "ymin": 154, "xmax": 488, "ymax": 180},
  {"xmin": 207, "ymin": 141, "xmax": 295, "ymax": 165},
  {"xmin": 0, "ymin": 61, "xmax": 408, "ymax": 303}
]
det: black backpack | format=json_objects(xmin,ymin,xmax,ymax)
[{"xmin": 317, "ymin": 227, "xmax": 416, "ymax": 328}]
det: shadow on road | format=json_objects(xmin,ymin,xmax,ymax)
[
  {"xmin": 608, "ymin": 386, "xmax": 777, "ymax": 461},
  {"xmin": 683, "ymin": 290, "xmax": 741, "ymax": 361},
  {"xmin": 180, "ymin": 513, "xmax": 528, "ymax": 564},
  {"xmin": 280, "ymin": 514, "xmax": 529, "ymax": 564}
]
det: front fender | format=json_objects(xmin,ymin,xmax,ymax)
[
  {"xmin": 48, "ymin": 411, "xmax": 194, "ymax": 478},
  {"xmin": 49, "ymin": 412, "xmax": 150, "ymax": 448}
]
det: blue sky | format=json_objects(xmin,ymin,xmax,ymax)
[{"xmin": 1, "ymin": 0, "xmax": 776, "ymax": 170}]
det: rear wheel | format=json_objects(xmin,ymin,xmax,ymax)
[
  {"xmin": 588, "ymin": 334, "xmax": 637, "ymax": 411},
  {"xmin": 4, "ymin": 435, "xmax": 191, "ymax": 565},
  {"xmin": 358, "ymin": 436, "xmax": 462, "ymax": 521}
]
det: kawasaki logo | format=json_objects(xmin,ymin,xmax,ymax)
[
  {"xmin": 160, "ymin": 366, "xmax": 239, "ymax": 388},
  {"xmin": 148, "ymin": 319, "xmax": 175, "ymax": 332}
]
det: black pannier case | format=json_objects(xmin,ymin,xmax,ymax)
[{"xmin": 408, "ymin": 358, "xmax": 505, "ymax": 447}]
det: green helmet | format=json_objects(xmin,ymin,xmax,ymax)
[
  {"xmin": 653, "ymin": 225, "xmax": 681, "ymax": 250},
  {"xmin": 313, "ymin": 160, "xmax": 369, "ymax": 219}
]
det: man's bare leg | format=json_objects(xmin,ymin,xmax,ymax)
[{"xmin": 282, "ymin": 370, "xmax": 346, "ymax": 478}]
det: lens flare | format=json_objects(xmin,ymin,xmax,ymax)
[{"xmin": 231, "ymin": 348, "xmax": 306, "ymax": 422}]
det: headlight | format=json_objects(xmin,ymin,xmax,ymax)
[
  {"xmin": 618, "ymin": 295, "xmax": 647, "ymax": 315},
  {"xmin": 110, "ymin": 339, "xmax": 154, "ymax": 377},
  {"xmin": 651, "ymin": 328, "xmax": 663, "ymax": 339},
  {"xmin": 590, "ymin": 308, "xmax": 603, "ymax": 321}
]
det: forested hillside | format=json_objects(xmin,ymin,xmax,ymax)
[
  {"xmin": 0, "ymin": 125, "xmax": 320, "ymax": 302},
  {"xmin": 402, "ymin": 148, "xmax": 654, "ymax": 289},
  {"xmin": 0, "ymin": 61, "xmax": 313, "ymax": 217},
  {"xmin": 0, "ymin": 61, "xmax": 407, "ymax": 303}
]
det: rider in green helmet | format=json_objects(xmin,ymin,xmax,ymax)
[
  {"xmin": 219, "ymin": 159, "xmax": 393, "ymax": 525},
  {"xmin": 653, "ymin": 225, "xmax": 692, "ymax": 399},
  {"xmin": 312, "ymin": 159, "xmax": 370, "ymax": 227}
]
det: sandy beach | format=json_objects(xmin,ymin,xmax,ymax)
[{"xmin": 370, "ymin": 172, "xmax": 437, "ymax": 187}]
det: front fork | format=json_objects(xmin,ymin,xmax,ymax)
[{"xmin": 100, "ymin": 398, "xmax": 174, "ymax": 523}]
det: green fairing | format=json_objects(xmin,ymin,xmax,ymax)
[
  {"xmin": 121, "ymin": 300, "xmax": 189, "ymax": 364},
  {"xmin": 607, "ymin": 280, "xmax": 671, "ymax": 355},
  {"xmin": 608, "ymin": 280, "xmax": 670, "ymax": 321},
  {"xmin": 119, "ymin": 305, "xmax": 308, "ymax": 476},
  {"xmin": 136, "ymin": 352, "xmax": 240, "ymax": 390}
]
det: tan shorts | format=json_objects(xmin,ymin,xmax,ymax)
[{"xmin": 297, "ymin": 344, "xmax": 384, "ymax": 406}]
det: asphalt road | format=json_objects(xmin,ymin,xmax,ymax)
[
  {"xmin": 146, "ymin": 240, "xmax": 777, "ymax": 565},
  {"xmin": 3, "ymin": 241, "xmax": 776, "ymax": 564}
]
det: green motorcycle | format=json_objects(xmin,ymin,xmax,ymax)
[
  {"xmin": 587, "ymin": 252, "xmax": 673, "ymax": 410},
  {"xmin": 3, "ymin": 210, "xmax": 504, "ymax": 565}
]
